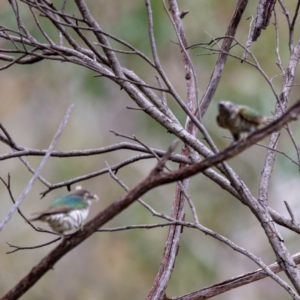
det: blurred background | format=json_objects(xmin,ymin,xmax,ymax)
[{"xmin": 1, "ymin": 1, "xmax": 300, "ymax": 299}]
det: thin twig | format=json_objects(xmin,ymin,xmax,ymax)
[
  {"xmin": 132, "ymin": 134, "xmax": 199, "ymax": 224},
  {"xmin": 284, "ymin": 201, "xmax": 297, "ymax": 224},
  {"xmin": 0, "ymin": 105, "xmax": 74, "ymax": 232},
  {"xmin": 0, "ymin": 175, "xmax": 55, "ymax": 235},
  {"xmin": 6, "ymin": 238, "xmax": 61, "ymax": 254},
  {"xmin": 285, "ymin": 124, "xmax": 300, "ymax": 169},
  {"xmin": 97, "ymin": 222, "xmax": 182, "ymax": 232}
]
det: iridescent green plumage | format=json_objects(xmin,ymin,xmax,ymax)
[
  {"xmin": 217, "ymin": 100, "xmax": 271, "ymax": 141},
  {"xmin": 51, "ymin": 194, "xmax": 90, "ymax": 210},
  {"xmin": 238, "ymin": 106, "xmax": 266, "ymax": 123}
]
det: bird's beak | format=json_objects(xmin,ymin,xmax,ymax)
[
  {"xmin": 92, "ymin": 194, "xmax": 99, "ymax": 201},
  {"xmin": 218, "ymin": 101, "xmax": 225, "ymax": 107}
]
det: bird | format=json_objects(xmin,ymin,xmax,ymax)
[
  {"xmin": 29, "ymin": 186, "xmax": 98, "ymax": 239},
  {"xmin": 216, "ymin": 100, "xmax": 272, "ymax": 142}
]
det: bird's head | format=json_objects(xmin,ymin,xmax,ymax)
[
  {"xmin": 75, "ymin": 185, "xmax": 99, "ymax": 202},
  {"xmin": 218, "ymin": 100, "xmax": 238, "ymax": 116}
]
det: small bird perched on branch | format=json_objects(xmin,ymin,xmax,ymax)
[
  {"xmin": 216, "ymin": 100, "xmax": 272, "ymax": 142},
  {"xmin": 29, "ymin": 186, "xmax": 98, "ymax": 238}
]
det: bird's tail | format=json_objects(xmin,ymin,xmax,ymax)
[{"xmin": 27, "ymin": 217, "xmax": 38, "ymax": 222}]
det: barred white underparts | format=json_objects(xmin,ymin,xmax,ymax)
[
  {"xmin": 41, "ymin": 207, "xmax": 90, "ymax": 233},
  {"xmin": 227, "ymin": 114, "xmax": 257, "ymax": 135}
]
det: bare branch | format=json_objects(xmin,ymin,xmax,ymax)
[
  {"xmin": 104, "ymin": 160, "xmax": 174, "ymax": 220},
  {"xmin": 194, "ymin": 35, "xmax": 280, "ymax": 101},
  {"xmin": 284, "ymin": 201, "xmax": 297, "ymax": 224},
  {"xmin": 103, "ymin": 160, "xmax": 298, "ymax": 298},
  {"xmin": 6, "ymin": 238, "xmax": 60, "ymax": 254},
  {"xmin": 242, "ymin": 0, "xmax": 276, "ymax": 60},
  {"xmin": 0, "ymin": 105, "xmax": 74, "ymax": 232},
  {"xmin": 273, "ymin": 8, "xmax": 285, "ymax": 75},
  {"xmin": 170, "ymin": 252, "xmax": 300, "ymax": 300},
  {"xmin": 0, "ymin": 175, "xmax": 54, "ymax": 235},
  {"xmin": 40, "ymin": 153, "xmax": 160, "ymax": 198},
  {"xmin": 94, "ymin": 72, "xmax": 170, "ymax": 93},
  {"xmin": 2, "ymin": 1, "xmax": 300, "ymax": 298},
  {"xmin": 97, "ymin": 222, "xmax": 182, "ymax": 232},
  {"xmin": 2, "ymin": 99, "xmax": 300, "ymax": 300},
  {"xmin": 290, "ymin": 1, "xmax": 300, "ymax": 44},
  {"xmin": 285, "ymin": 124, "xmax": 300, "ymax": 168},
  {"xmin": 199, "ymin": 0, "xmax": 249, "ymax": 118},
  {"xmin": 0, "ymin": 141, "xmax": 190, "ymax": 164}
]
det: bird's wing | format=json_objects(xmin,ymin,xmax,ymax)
[
  {"xmin": 239, "ymin": 106, "xmax": 263, "ymax": 124},
  {"xmin": 29, "ymin": 194, "xmax": 89, "ymax": 220},
  {"xmin": 31, "ymin": 205, "xmax": 73, "ymax": 217},
  {"xmin": 51, "ymin": 194, "xmax": 89, "ymax": 209}
]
